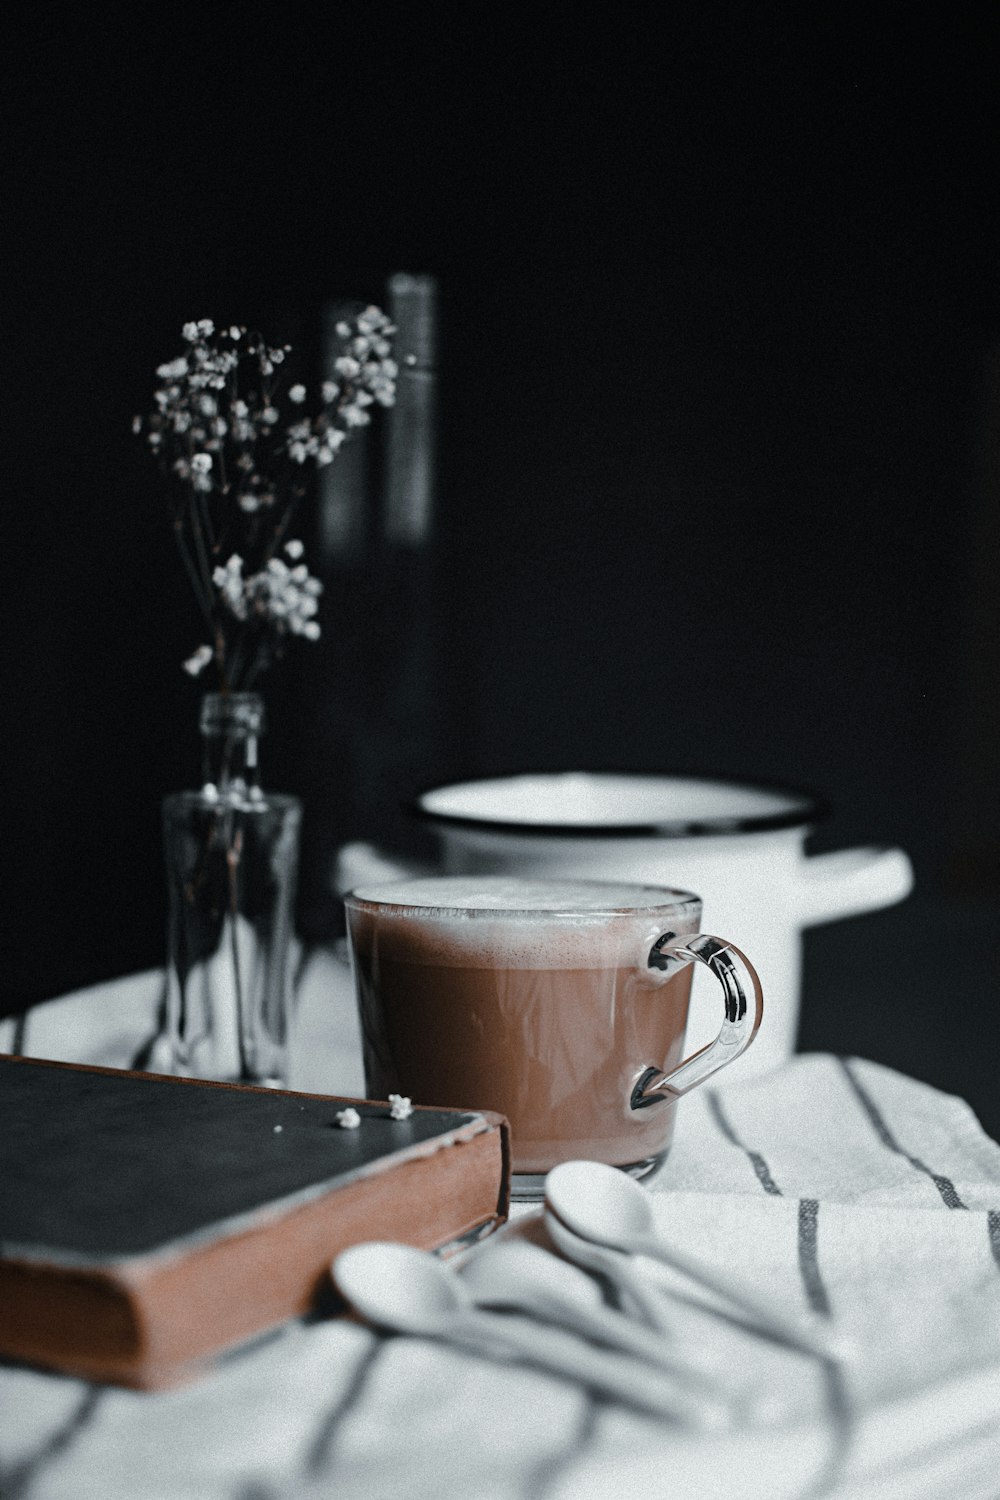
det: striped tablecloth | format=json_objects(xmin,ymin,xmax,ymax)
[{"xmin": 3, "ymin": 955, "xmax": 1000, "ymax": 1500}]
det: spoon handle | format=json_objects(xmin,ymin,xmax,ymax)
[
  {"xmin": 552, "ymin": 1228, "xmax": 675, "ymax": 1334},
  {"xmin": 534, "ymin": 1291, "xmax": 723, "ymax": 1401},
  {"xmin": 633, "ymin": 1235, "xmax": 847, "ymax": 1361},
  {"xmin": 448, "ymin": 1311, "xmax": 724, "ymax": 1428}
]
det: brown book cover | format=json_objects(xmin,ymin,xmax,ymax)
[{"xmin": 0, "ymin": 1054, "xmax": 510, "ymax": 1389}]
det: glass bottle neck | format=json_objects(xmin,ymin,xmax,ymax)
[{"xmin": 200, "ymin": 692, "xmax": 265, "ymax": 800}]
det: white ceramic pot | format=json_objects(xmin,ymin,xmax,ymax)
[{"xmin": 336, "ymin": 772, "xmax": 914, "ymax": 1077}]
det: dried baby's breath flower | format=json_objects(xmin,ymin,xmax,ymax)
[
  {"xmin": 182, "ymin": 644, "xmax": 214, "ymax": 677},
  {"xmin": 335, "ymin": 1107, "xmax": 362, "ymax": 1130},
  {"xmin": 137, "ymin": 307, "xmax": 398, "ymax": 691},
  {"xmin": 388, "ymin": 1094, "xmax": 413, "ymax": 1121}
]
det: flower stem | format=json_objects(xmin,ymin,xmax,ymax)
[
  {"xmin": 187, "ymin": 502, "xmax": 215, "ymax": 605},
  {"xmin": 174, "ymin": 520, "xmax": 215, "ymax": 627},
  {"xmin": 225, "ymin": 826, "xmax": 251, "ymax": 1082}
]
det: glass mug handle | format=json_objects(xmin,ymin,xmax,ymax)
[{"xmin": 630, "ymin": 932, "xmax": 764, "ymax": 1109}]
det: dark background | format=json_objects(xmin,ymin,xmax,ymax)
[{"xmin": 3, "ymin": 13, "xmax": 999, "ymax": 1129}]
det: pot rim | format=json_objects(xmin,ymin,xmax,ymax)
[{"xmin": 408, "ymin": 770, "xmax": 830, "ymax": 840}]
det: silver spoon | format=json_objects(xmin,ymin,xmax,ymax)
[
  {"xmin": 333, "ymin": 1241, "xmax": 726, "ymax": 1426},
  {"xmin": 546, "ymin": 1161, "xmax": 852, "ymax": 1362},
  {"xmin": 459, "ymin": 1239, "xmax": 726, "ymax": 1412}
]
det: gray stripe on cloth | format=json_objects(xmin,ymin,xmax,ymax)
[
  {"xmin": 797, "ymin": 1199, "xmax": 831, "ymax": 1317},
  {"xmin": 0, "ymin": 1385, "xmax": 103, "ymax": 1500},
  {"xmin": 706, "ymin": 1090, "xmax": 783, "ymax": 1194},
  {"xmin": 303, "ymin": 1335, "xmax": 390, "ymax": 1476},
  {"xmin": 522, "ymin": 1392, "xmax": 600, "ymax": 1500},
  {"xmin": 801, "ymin": 1357, "xmax": 854, "ymax": 1500},
  {"xmin": 10, "ymin": 1009, "xmax": 27, "ymax": 1057},
  {"xmin": 795, "ymin": 1202, "xmax": 854, "ymax": 1500},
  {"xmin": 836, "ymin": 1057, "xmax": 968, "ymax": 1209},
  {"xmin": 987, "ymin": 1210, "xmax": 1000, "ymax": 1270}
]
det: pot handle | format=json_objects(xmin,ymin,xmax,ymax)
[
  {"xmin": 631, "ymin": 933, "xmax": 763, "ymax": 1107},
  {"xmin": 795, "ymin": 845, "xmax": 913, "ymax": 927}
]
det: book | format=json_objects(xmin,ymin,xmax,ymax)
[{"xmin": 0, "ymin": 1054, "xmax": 510, "ymax": 1389}]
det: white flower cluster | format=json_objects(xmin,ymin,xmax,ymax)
[
  {"xmin": 183, "ymin": 644, "xmax": 214, "ymax": 678},
  {"xmin": 329, "ymin": 304, "xmax": 399, "ymax": 428},
  {"xmin": 139, "ymin": 309, "xmax": 397, "ymax": 499},
  {"xmin": 139, "ymin": 308, "xmax": 397, "ymax": 691},
  {"xmin": 144, "ymin": 325, "xmax": 291, "ymax": 490},
  {"xmin": 209, "ymin": 541, "xmax": 324, "ymax": 639},
  {"xmin": 246, "ymin": 555, "xmax": 323, "ymax": 639},
  {"xmin": 388, "ymin": 1094, "xmax": 414, "ymax": 1121},
  {"xmin": 286, "ymin": 420, "xmax": 347, "ymax": 469}
]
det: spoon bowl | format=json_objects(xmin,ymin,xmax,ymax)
[
  {"xmin": 334, "ymin": 1241, "xmax": 469, "ymax": 1335},
  {"xmin": 547, "ymin": 1159, "xmax": 657, "ymax": 1243}
]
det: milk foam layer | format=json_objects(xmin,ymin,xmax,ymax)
[
  {"xmin": 345, "ymin": 876, "xmax": 701, "ymax": 969},
  {"xmin": 348, "ymin": 875, "xmax": 696, "ymax": 912}
]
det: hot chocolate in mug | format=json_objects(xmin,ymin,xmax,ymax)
[
  {"xmin": 337, "ymin": 772, "xmax": 912, "ymax": 1075},
  {"xmin": 344, "ymin": 876, "xmax": 763, "ymax": 1198}
]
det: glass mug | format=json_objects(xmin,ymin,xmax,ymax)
[{"xmin": 344, "ymin": 876, "xmax": 763, "ymax": 1198}]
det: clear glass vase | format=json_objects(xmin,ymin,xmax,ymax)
[{"xmin": 163, "ymin": 692, "xmax": 301, "ymax": 1087}]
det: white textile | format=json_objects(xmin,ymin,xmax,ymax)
[{"xmin": 3, "ymin": 963, "xmax": 1000, "ymax": 1499}]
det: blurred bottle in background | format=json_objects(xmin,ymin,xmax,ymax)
[{"xmin": 296, "ymin": 273, "xmax": 444, "ymax": 937}]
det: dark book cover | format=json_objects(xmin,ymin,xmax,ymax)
[{"xmin": 0, "ymin": 1055, "xmax": 510, "ymax": 1388}]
